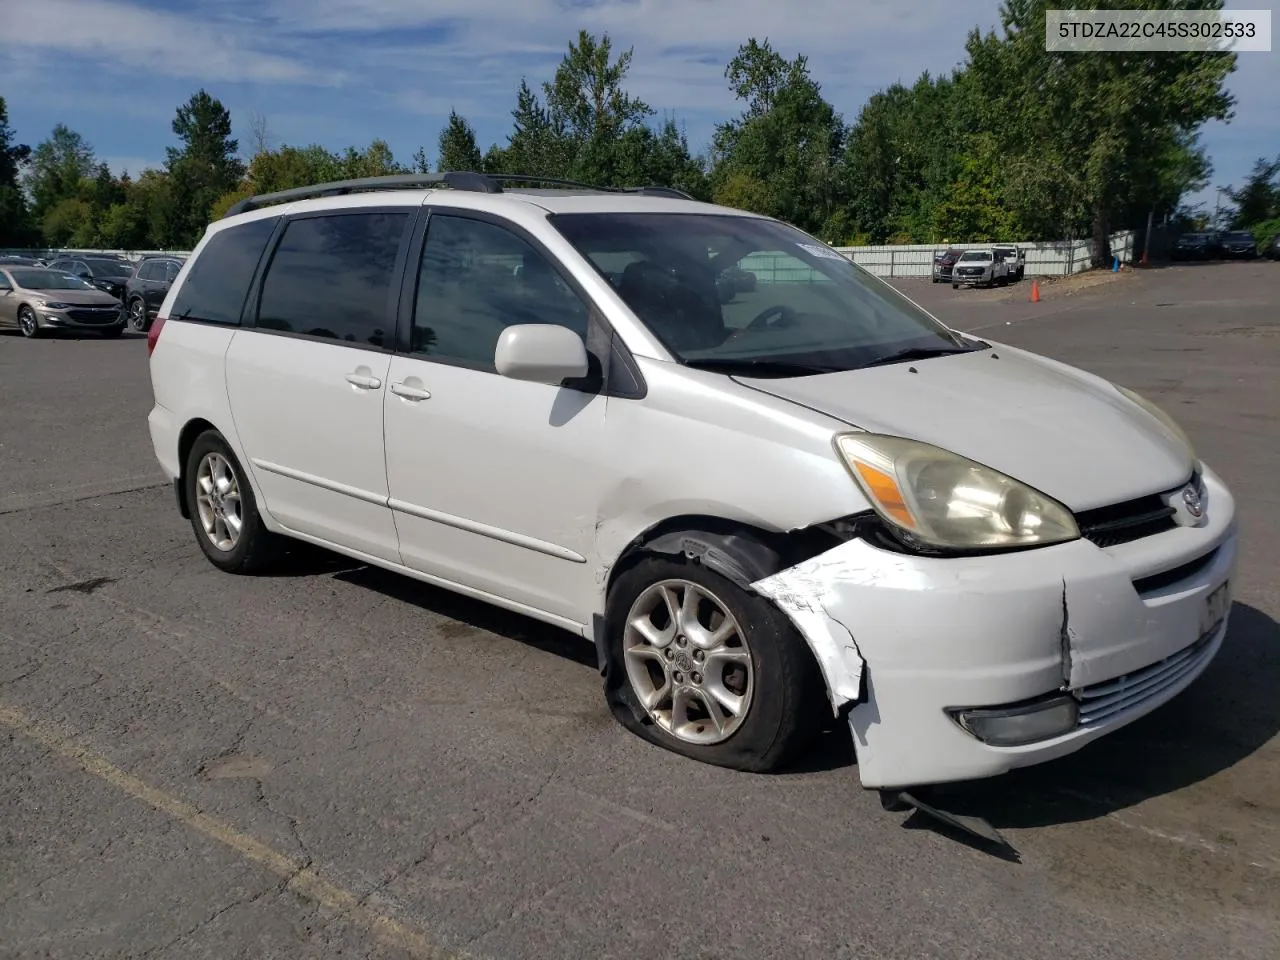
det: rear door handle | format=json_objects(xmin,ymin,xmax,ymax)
[
  {"xmin": 390, "ymin": 381, "xmax": 431, "ymax": 401},
  {"xmin": 345, "ymin": 373, "xmax": 382, "ymax": 389}
]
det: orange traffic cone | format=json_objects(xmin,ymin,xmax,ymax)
[{"xmin": 1030, "ymin": 280, "xmax": 1040, "ymax": 303}]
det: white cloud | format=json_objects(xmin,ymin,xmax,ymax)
[{"xmin": 7, "ymin": 0, "xmax": 341, "ymax": 86}]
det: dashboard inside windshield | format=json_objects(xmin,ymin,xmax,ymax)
[{"xmin": 550, "ymin": 212, "xmax": 974, "ymax": 373}]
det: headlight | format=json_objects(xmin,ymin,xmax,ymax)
[
  {"xmin": 834, "ymin": 433, "xmax": 1080, "ymax": 551},
  {"xmin": 1115, "ymin": 386, "xmax": 1195, "ymax": 462},
  {"xmin": 42, "ymin": 302, "xmax": 73, "ymax": 310}
]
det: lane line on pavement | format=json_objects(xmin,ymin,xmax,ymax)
[{"xmin": 0, "ymin": 702, "xmax": 466, "ymax": 960}]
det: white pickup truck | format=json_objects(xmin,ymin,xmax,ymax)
[
  {"xmin": 993, "ymin": 244, "xmax": 1026, "ymax": 281},
  {"xmin": 951, "ymin": 248, "xmax": 1010, "ymax": 289}
]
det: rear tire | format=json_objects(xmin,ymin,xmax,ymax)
[
  {"xmin": 184, "ymin": 430, "xmax": 281, "ymax": 574},
  {"xmin": 603, "ymin": 555, "xmax": 825, "ymax": 773}
]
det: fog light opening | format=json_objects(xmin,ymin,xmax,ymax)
[{"xmin": 950, "ymin": 695, "xmax": 1079, "ymax": 747}]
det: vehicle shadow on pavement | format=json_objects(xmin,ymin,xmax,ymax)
[
  {"xmin": 331, "ymin": 562, "xmax": 601, "ymax": 669},
  {"xmin": 923, "ymin": 602, "xmax": 1280, "ymax": 830}
]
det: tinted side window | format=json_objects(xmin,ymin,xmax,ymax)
[
  {"xmin": 165, "ymin": 262, "xmax": 181, "ymax": 282},
  {"xmin": 412, "ymin": 214, "xmax": 590, "ymax": 370},
  {"xmin": 170, "ymin": 217, "xmax": 279, "ymax": 325},
  {"xmin": 257, "ymin": 212, "xmax": 409, "ymax": 348},
  {"xmin": 138, "ymin": 261, "xmax": 158, "ymax": 281}
]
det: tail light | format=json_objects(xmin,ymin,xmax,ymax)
[{"xmin": 147, "ymin": 315, "xmax": 166, "ymax": 356}]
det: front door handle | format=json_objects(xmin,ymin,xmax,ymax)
[
  {"xmin": 390, "ymin": 381, "xmax": 431, "ymax": 401},
  {"xmin": 345, "ymin": 372, "xmax": 382, "ymax": 389}
]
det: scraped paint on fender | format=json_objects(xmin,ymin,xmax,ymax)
[{"xmin": 750, "ymin": 543, "xmax": 879, "ymax": 713}]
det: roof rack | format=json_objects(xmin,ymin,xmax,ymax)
[
  {"xmin": 222, "ymin": 171, "xmax": 695, "ymax": 218},
  {"xmin": 483, "ymin": 174, "xmax": 694, "ymax": 200}
]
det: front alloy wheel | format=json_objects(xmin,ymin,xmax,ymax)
[
  {"xmin": 605, "ymin": 555, "xmax": 825, "ymax": 772},
  {"xmin": 18, "ymin": 306, "xmax": 39, "ymax": 338},
  {"xmin": 622, "ymin": 579, "xmax": 754, "ymax": 744}
]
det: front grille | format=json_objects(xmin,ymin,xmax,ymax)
[
  {"xmin": 1075, "ymin": 493, "xmax": 1177, "ymax": 547},
  {"xmin": 1076, "ymin": 628, "xmax": 1219, "ymax": 726},
  {"xmin": 957, "ymin": 267, "xmax": 983, "ymax": 276},
  {"xmin": 67, "ymin": 308, "xmax": 120, "ymax": 324},
  {"xmin": 1133, "ymin": 548, "xmax": 1219, "ymax": 594}
]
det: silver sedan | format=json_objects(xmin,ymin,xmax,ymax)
[{"xmin": 0, "ymin": 267, "xmax": 125, "ymax": 338}]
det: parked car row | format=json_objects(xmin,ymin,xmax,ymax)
[
  {"xmin": 0, "ymin": 254, "xmax": 186, "ymax": 337},
  {"xmin": 1171, "ymin": 229, "xmax": 1278, "ymax": 261},
  {"xmin": 932, "ymin": 244, "xmax": 1026, "ymax": 287}
]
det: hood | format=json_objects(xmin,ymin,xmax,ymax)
[
  {"xmin": 29, "ymin": 288, "xmax": 120, "ymax": 306},
  {"xmin": 736, "ymin": 346, "xmax": 1194, "ymax": 511}
]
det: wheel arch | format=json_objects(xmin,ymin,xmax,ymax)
[
  {"xmin": 594, "ymin": 512, "xmax": 838, "ymax": 671},
  {"xmin": 174, "ymin": 418, "xmax": 220, "ymax": 518}
]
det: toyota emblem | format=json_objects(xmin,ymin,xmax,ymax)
[{"xmin": 1182, "ymin": 484, "xmax": 1203, "ymax": 518}]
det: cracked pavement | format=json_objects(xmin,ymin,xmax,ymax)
[{"xmin": 1, "ymin": 260, "xmax": 1278, "ymax": 959}]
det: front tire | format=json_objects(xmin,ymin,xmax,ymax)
[
  {"xmin": 184, "ymin": 431, "xmax": 280, "ymax": 574},
  {"xmin": 18, "ymin": 305, "xmax": 40, "ymax": 338},
  {"xmin": 952, "ymin": 282, "xmax": 959, "ymax": 290},
  {"xmin": 604, "ymin": 556, "xmax": 824, "ymax": 773}
]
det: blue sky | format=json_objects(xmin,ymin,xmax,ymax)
[{"xmin": 3, "ymin": 0, "xmax": 1276, "ymax": 218}]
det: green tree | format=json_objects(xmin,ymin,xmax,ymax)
[
  {"xmin": 41, "ymin": 197, "xmax": 96, "ymax": 246},
  {"xmin": 1226, "ymin": 155, "xmax": 1279, "ymax": 227},
  {"xmin": 545, "ymin": 30, "xmax": 652, "ymax": 142},
  {"xmin": 25, "ymin": 123, "xmax": 95, "ymax": 227},
  {"xmin": 930, "ymin": 133, "xmax": 1019, "ymax": 241},
  {"xmin": 711, "ymin": 39, "xmax": 846, "ymax": 238},
  {"xmin": 965, "ymin": 0, "xmax": 1236, "ymax": 264},
  {"xmin": 0, "ymin": 96, "xmax": 36, "ymax": 245},
  {"xmin": 490, "ymin": 79, "xmax": 573, "ymax": 177},
  {"xmin": 164, "ymin": 90, "xmax": 246, "ymax": 247},
  {"xmin": 597, "ymin": 120, "xmax": 708, "ymax": 196},
  {"xmin": 339, "ymin": 139, "xmax": 403, "ymax": 179},
  {"xmin": 436, "ymin": 111, "xmax": 482, "ymax": 172}
]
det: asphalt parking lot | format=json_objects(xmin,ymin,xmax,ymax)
[{"xmin": 1, "ymin": 260, "xmax": 1277, "ymax": 959}]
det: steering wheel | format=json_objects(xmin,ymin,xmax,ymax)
[{"xmin": 746, "ymin": 304, "xmax": 799, "ymax": 332}]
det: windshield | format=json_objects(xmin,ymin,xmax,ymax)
[
  {"xmin": 959, "ymin": 251, "xmax": 991, "ymax": 262},
  {"xmin": 8, "ymin": 269, "xmax": 96, "ymax": 291},
  {"xmin": 86, "ymin": 260, "xmax": 133, "ymax": 278},
  {"xmin": 550, "ymin": 212, "xmax": 976, "ymax": 373}
]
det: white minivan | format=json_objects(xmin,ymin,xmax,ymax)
[{"xmin": 147, "ymin": 173, "xmax": 1236, "ymax": 792}]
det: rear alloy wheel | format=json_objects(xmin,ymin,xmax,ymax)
[
  {"xmin": 18, "ymin": 305, "xmax": 40, "ymax": 338},
  {"xmin": 605, "ymin": 556, "xmax": 824, "ymax": 772},
  {"xmin": 184, "ymin": 431, "xmax": 280, "ymax": 574},
  {"xmin": 127, "ymin": 298, "xmax": 149, "ymax": 331}
]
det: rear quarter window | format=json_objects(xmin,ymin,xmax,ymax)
[{"xmin": 170, "ymin": 217, "xmax": 280, "ymax": 325}]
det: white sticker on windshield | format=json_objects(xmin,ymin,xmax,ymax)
[{"xmin": 797, "ymin": 242, "xmax": 848, "ymax": 262}]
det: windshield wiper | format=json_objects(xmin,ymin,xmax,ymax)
[
  {"xmin": 683, "ymin": 358, "xmax": 842, "ymax": 377},
  {"xmin": 860, "ymin": 345, "xmax": 979, "ymax": 369}
]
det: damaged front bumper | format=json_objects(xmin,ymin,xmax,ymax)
[{"xmin": 754, "ymin": 467, "xmax": 1238, "ymax": 790}]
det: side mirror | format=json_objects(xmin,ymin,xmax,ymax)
[{"xmin": 494, "ymin": 323, "xmax": 589, "ymax": 385}]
